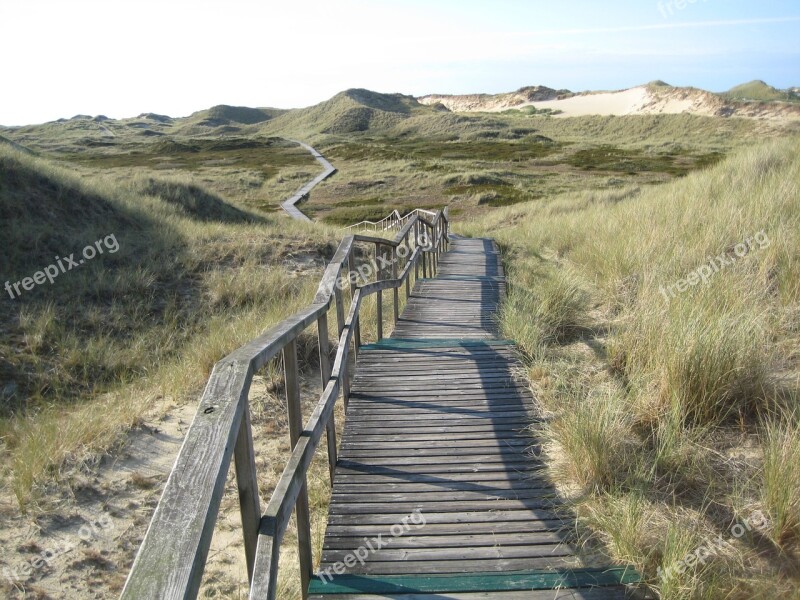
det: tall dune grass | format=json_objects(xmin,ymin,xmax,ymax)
[
  {"xmin": 0, "ymin": 147, "xmax": 340, "ymax": 510},
  {"xmin": 458, "ymin": 137, "xmax": 800, "ymax": 598}
]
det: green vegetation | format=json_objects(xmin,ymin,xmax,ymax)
[
  {"xmin": 722, "ymin": 80, "xmax": 800, "ymax": 103},
  {"xmin": 0, "ymin": 146, "xmax": 339, "ymax": 510},
  {"xmin": 457, "ymin": 138, "xmax": 800, "ymax": 598},
  {"xmin": 502, "ymin": 105, "xmax": 563, "ymax": 116},
  {"xmin": 566, "ymin": 145, "xmax": 723, "ymax": 175},
  {"xmin": 67, "ymin": 136, "xmax": 313, "ymax": 181}
]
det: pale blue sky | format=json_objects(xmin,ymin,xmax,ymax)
[{"xmin": 1, "ymin": 0, "xmax": 798, "ymax": 125}]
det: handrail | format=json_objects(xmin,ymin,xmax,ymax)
[
  {"xmin": 121, "ymin": 207, "xmax": 450, "ymax": 600},
  {"xmin": 344, "ymin": 208, "xmax": 438, "ymax": 232}
]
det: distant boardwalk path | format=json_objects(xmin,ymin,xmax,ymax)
[
  {"xmin": 309, "ymin": 238, "xmax": 637, "ymax": 599},
  {"xmin": 281, "ymin": 140, "xmax": 336, "ymax": 221}
]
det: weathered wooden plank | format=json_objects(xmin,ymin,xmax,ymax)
[
  {"xmin": 316, "ymin": 556, "xmax": 585, "ymax": 574},
  {"xmin": 318, "ymin": 520, "xmax": 574, "ymax": 548},
  {"xmin": 329, "ymin": 488, "xmax": 555, "ymax": 504},
  {"xmin": 321, "ymin": 543, "xmax": 574, "ymax": 563},
  {"xmin": 339, "ymin": 437, "xmax": 533, "ymax": 449},
  {"xmin": 327, "ymin": 498, "xmax": 558, "ymax": 515},
  {"xmin": 337, "ymin": 458, "xmax": 541, "ymax": 477},
  {"xmin": 325, "ymin": 509, "xmax": 567, "ymax": 527},
  {"xmin": 328, "ymin": 479, "xmax": 552, "ymax": 493}
]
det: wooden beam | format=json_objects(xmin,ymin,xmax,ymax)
[
  {"xmin": 375, "ymin": 242, "xmax": 383, "ymax": 341},
  {"xmin": 233, "ymin": 401, "xmax": 260, "ymax": 583},
  {"xmin": 317, "ymin": 312, "xmax": 337, "ymax": 484},
  {"xmin": 283, "ymin": 340, "xmax": 312, "ymax": 598},
  {"xmin": 347, "ymin": 251, "xmax": 360, "ymax": 359},
  {"xmin": 333, "ymin": 286, "xmax": 350, "ymax": 407},
  {"xmin": 392, "ymin": 245, "xmax": 399, "ymax": 324}
]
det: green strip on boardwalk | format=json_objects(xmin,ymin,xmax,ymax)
[
  {"xmin": 361, "ymin": 338, "xmax": 516, "ymax": 350},
  {"xmin": 308, "ymin": 567, "xmax": 640, "ymax": 595}
]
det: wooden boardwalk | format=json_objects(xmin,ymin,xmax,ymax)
[
  {"xmin": 309, "ymin": 238, "xmax": 636, "ymax": 599},
  {"xmin": 281, "ymin": 141, "xmax": 336, "ymax": 222}
]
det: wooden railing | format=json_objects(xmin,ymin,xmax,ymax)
[
  {"xmin": 344, "ymin": 208, "xmax": 438, "ymax": 232},
  {"xmin": 121, "ymin": 208, "xmax": 450, "ymax": 600}
]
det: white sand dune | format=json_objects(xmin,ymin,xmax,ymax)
[
  {"xmin": 506, "ymin": 87, "xmax": 649, "ymax": 116},
  {"xmin": 504, "ymin": 87, "xmax": 702, "ymax": 117},
  {"xmin": 422, "ymin": 84, "xmax": 800, "ymax": 120}
]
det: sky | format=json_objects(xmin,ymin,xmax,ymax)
[{"xmin": 1, "ymin": 0, "xmax": 799, "ymax": 125}]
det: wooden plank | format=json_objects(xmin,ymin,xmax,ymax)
[
  {"xmin": 329, "ymin": 480, "xmax": 553, "ymax": 494},
  {"xmin": 320, "ymin": 543, "xmax": 574, "ymax": 563},
  {"xmin": 339, "ymin": 438, "xmax": 533, "ymax": 450},
  {"xmin": 320, "ymin": 520, "xmax": 574, "ymax": 547},
  {"xmin": 326, "ymin": 498, "xmax": 559, "ymax": 515},
  {"xmin": 333, "ymin": 461, "xmax": 539, "ymax": 475},
  {"xmin": 329, "ymin": 488, "xmax": 555, "ymax": 503},
  {"xmin": 325, "ymin": 509, "xmax": 567, "ymax": 527},
  {"xmin": 315, "ymin": 556, "xmax": 585, "ymax": 574}
]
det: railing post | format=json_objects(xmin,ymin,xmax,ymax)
[
  {"xmin": 334, "ymin": 286, "xmax": 350, "ymax": 409},
  {"xmin": 317, "ymin": 313, "xmax": 337, "ymax": 484},
  {"xmin": 375, "ymin": 242, "xmax": 384, "ymax": 341},
  {"xmin": 392, "ymin": 245, "xmax": 399, "ymax": 325},
  {"xmin": 234, "ymin": 401, "xmax": 260, "ymax": 584},
  {"xmin": 414, "ymin": 222, "xmax": 420, "ymax": 280},
  {"xmin": 404, "ymin": 233, "xmax": 411, "ymax": 299},
  {"xmin": 282, "ymin": 340, "xmax": 312, "ymax": 598},
  {"xmin": 348, "ymin": 251, "xmax": 360, "ymax": 358}
]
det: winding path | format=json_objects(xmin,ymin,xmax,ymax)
[{"xmin": 281, "ymin": 140, "xmax": 336, "ymax": 221}]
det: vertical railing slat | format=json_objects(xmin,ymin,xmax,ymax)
[
  {"xmin": 348, "ymin": 251, "xmax": 361, "ymax": 358},
  {"xmin": 392, "ymin": 245, "xmax": 399, "ymax": 324},
  {"xmin": 282, "ymin": 340, "xmax": 312, "ymax": 598},
  {"xmin": 375, "ymin": 242, "xmax": 383, "ymax": 341},
  {"xmin": 234, "ymin": 401, "xmax": 261, "ymax": 583},
  {"xmin": 334, "ymin": 286, "xmax": 350, "ymax": 408},
  {"xmin": 317, "ymin": 313, "xmax": 337, "ymax": 484}
]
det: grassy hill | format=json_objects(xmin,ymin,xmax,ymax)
[
  {"xmin": 722, "ymin": 80, "xmax": 800, "ymax": 103},
  {"xmin": 261, "ymin": 88, "xmax": 431, "ymax": 138},
  {"xmin": 457, "ymin": 137, "xmax": 800, "ymax": 598},
  {"xmin": 0, "ymin": 146, "xmax": 338, "ymax": 510}
]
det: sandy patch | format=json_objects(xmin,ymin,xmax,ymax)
[
  {"xmin": 0, "ymin": 359, "xmax": 336, "ymax": 600},
  {"xmin": 513, "ymin": 87, "xmax": 652, "ymax": 117}
]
